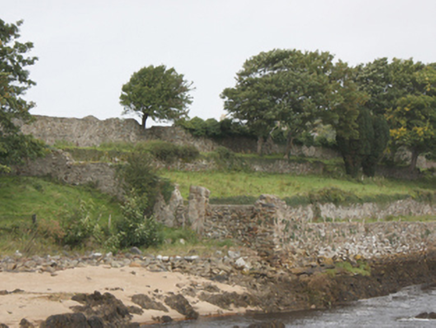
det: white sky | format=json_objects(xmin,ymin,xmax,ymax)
[{"xmin": 3, "ymin": 0, "xmax": 436, "ymax": 126}]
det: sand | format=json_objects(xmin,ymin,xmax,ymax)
[{"xmin": 0, "ymin": 265, "xmax": 250, "ymax": 327}]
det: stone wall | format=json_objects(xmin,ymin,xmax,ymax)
[
  {"xmin": 13, "ymin": 150, "xmax": 122, "ymax": 199},
  {"xmin": 18, "ymin": 115, "xmax": 221, "ymax": 152},
  {"xmin": 18, "ymin": 115, "xmax": 339, "ymax": 158},
  {"xmin": 196, "ymin": 195, "xmax": 436, "ymax": 265}
]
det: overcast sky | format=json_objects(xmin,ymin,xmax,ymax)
[{"xmin": 3, "ymin": 0, "xmax": 436, "ymax": 126}]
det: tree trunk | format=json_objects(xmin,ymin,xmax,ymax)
[
  {"xmin": 141, "ymin": 114, "xmax": 148, "ymax": 129},
  {"xmin": 257, "ymin": 136, "xmax": 264, "ymax": 156},
  {"xmin": 409, "ymin": 148, "xmax": 420, "ymax": 173},
  {"xmin": 285, "ymin": 130, "xmax": 294, "ymax": 161}
]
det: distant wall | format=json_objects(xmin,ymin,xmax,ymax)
[
  {"xmin": 18, "ymin": 115, "xmax": 221, "ymax": 152},
  {"xmin": 18, "ymin": 115, "xmax": 339, "ymax": 158}
]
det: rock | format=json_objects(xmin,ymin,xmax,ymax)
[
  {"xmin": 199, "ymin": 291, "xmax": 258, "ymax": 310},
  {"xmin": 19, "ymin": 318, "xmax": 34, "ymax": 327},
  {"xmin": 164, "ymin": 294, "xmax": 199, "ymax": 320},
  {"xmin": 70, "ymin": 291, "xmax": 132, "ymax": 326},
  {"xmin": 161, "ymin": 315, "xmax": 173, "ymax": 323},
  {"xmin": 228, "ymin": 251, "xmax": 241, "ymax": 259},
  {"xmin": 131, "ymin": 294, "xmax": 168, "ymax": 312},
  {"xmin": 126, "ymin": 306, "xmax": 144, "ymax": 315},
  {"xmin": 110, "ymin": 261, "xmax": 122, "ymax": 268},
  {"xmin": 234, "ymin": 257, "xmax": 250, "ymax": 270},
  {"xmin": 130, "ymin": 247, "xmax": 142, "ymax": 255},
  {"xmin": 40, "ymin": 313, "xmax": 88, "ymax": 328},
  {"xmin": 415, "ymin": 312, "xmax": 436, "ymax": 319},
  {"xmin": 184, "ymin": 255, "xmax": 199, "ymax": 262},
  {"xmin": 86, "ymin": 316, "xmax": 104, "ymax": 328}
]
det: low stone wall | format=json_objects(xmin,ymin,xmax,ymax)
[
  {"xmin": 189, "ymin": 193, "xmax": 436, "ymax": 265},
  {"xmin": 13, "ymin": 150, "xmax": 122, "ymax": 199}
]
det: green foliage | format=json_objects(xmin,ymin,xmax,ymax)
[
  {"xmin": 59, "ymin": 200, "xmax": 105, "ymax": 247},
  {"xmin": 222, "ymin": 49, "xmax": 335, "ymax": 155},
  {"xmin": 176, "ymin": 117, "xmax": 255, "ymax": 140},
  {"xmin": 387, "ymin": 62, "xmax": 436, "ymax": 171},
  {"xmin": 120, "ymin": 65, "xmax": 193, "ymax": 128},
  {"xmin": 212, "ymin": 147, "xmax": 249, "ymax": 172},
  {"xmin": 326, "ymin": 260, "xmax": 371, "ymax": 277},
  {"xmin": 118, "ymin": 151, "xmax": 175, "ymax": 214},
  {"xmin": 0, "ymin": 19, "xmax": 45, "ymax": 171},
  {"xmin": 161, "ymin": 226, "xmax": 199, "ymax": 245},
  {"xmin": 107, "ymin": 195, "xmax": 163, "ymax": 250},
  {"xmin": 147, "ymin": 140, "xmax": 200, "ymax": 164}
]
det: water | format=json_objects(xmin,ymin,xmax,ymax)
[{"xmin": 150, "ymin": 284, "xmax": 436, "ymax": 327}]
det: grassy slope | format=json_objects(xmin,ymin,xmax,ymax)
[
  {"xmin": 0, "ymin": 176, "xmax": 123, "ymax": 254},
  {"xmin": 0, "ymin": 176, "xmax": 122, "ymax": 224},
  {"xmin": 160, "ymin": 170, "xmax": 435, "ymax": 201}
]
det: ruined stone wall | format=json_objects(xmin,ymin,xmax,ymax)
[
  {"xmin": 18, "ymin": 115, "xmax": 340, "ymax": 158},
  {"xmin": 18, "ymin": 115, "xmax": 221, "ymax": 152},
  {"xmin": 13, "ymin": 150, "xmax": 122, "ymax": 199},
  {"xmin": 19, "ymin": 115, "xmax": 146, "ymax": 147},
  {"xmin": 200, "ymin": 195, "xmax": 436, "ymax": 264}
]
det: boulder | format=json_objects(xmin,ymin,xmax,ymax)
[{"xmin": 164, "ymin": 294, "xmax": 199, "ymax": 320}]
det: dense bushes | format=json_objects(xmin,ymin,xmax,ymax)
[
  {"xmin": 106, "ymin": 195, "xmax": 163, "ymax": 250},
  {"xmin": 147, "ymin": 140, "xmax": 200, "ymax": 164},
  {"xmin": 211, "ymin": 147, "xmax": 249, "ymax": 172},
  {"xmin": 176, "ymin": 117, "xmax": 255, "ymax": 139}
]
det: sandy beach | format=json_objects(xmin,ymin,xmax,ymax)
[{"xmin": 0, "ymin": 265, "xmax": 252, "ymax": 327}]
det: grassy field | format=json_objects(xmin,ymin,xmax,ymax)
[{"xmin": 159, "ymin": 170, "xmax": 436, "ymax": 202}]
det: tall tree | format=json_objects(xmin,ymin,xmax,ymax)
[
  {"xmin": 386, "ymin": 63, "xmax": 436, "ymax": 171},
  {"xmin": 328, "ymin": 62, "xmax": 368, "ymax": 176},
  {"xmin": 221, "ymin": 49, "xmax": 334, "ymax": 155},
  {"xmin": 120, "ymin": 65, "xmax": 193, "ymax": 129},
  {"xmin": 0, "ymin": 19, "xmax": 45, "ymax": 172}
]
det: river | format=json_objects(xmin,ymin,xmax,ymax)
[{"xmin": 149, "ymin": 283, "xmax": 436, "ymax": 327}]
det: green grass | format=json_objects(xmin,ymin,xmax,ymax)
[
  {"xmin": 0, "ymin": 176, "xmax": 122, "ymax": 224},
  {"xmin": 326, "ymin": 260, "xmax": 371, "ymax": 277},
  {"xmin": 0, "ymin": 176, "xmax": 124, "ymax": 254},
  {"xmin": 159, "ymin": 170, "xmax": 436, "ymax": 202}
]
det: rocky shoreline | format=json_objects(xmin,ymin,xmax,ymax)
[{"xmin": 1, "ymin": 247, "xmax": 436, "ymax": 327}]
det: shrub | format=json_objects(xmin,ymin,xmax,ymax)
[
  {"xmin": 147, "ymin": 141, "xmax": 200, "ymax": 164},
  {"xmin": 212, "ymin": 147, "xmax": 248, "ymax": 172},
  {"xmin": 204, "ymin": 118, "xmax": 221, "ymax": 137},
  {"xmin": 148, "ymin": 141, "xmax": 180, "ymax": 164},
  {"xmin": 117, "ymin": 152, "xmax": 160, "ymax": 215},
  {"xmin": 58, "ymin": 200, "xmax": 104, "ymax": 248},
  {"xmin": 118, "ymin": 151, "xmax": 176, "ymax": 214},
  {"xmin": 108, "ymin": 195, "xmax": 163, "ymax": 250}
]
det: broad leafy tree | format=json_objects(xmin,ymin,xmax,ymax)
[
  {"xmin": 327, "ymin": 61, "xmax": 390, "ymax": 177},
  {"xmin": 221, "ymin": 49, "xmax": 334, "ymax": 156},
  {"xmin": 0, "ymin": 19, "xmax": 45, "ymax": 172},
  {"xmin": 120, "ymin": 65, "xmax": 193, "ymax": 129},
  {"xmin": 328, "ymin": 62, "xmax": 368, "ymax": 176},
  {"xmin": 386, "ymin": 63, "xmax": 436, "ymax": 171}
]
